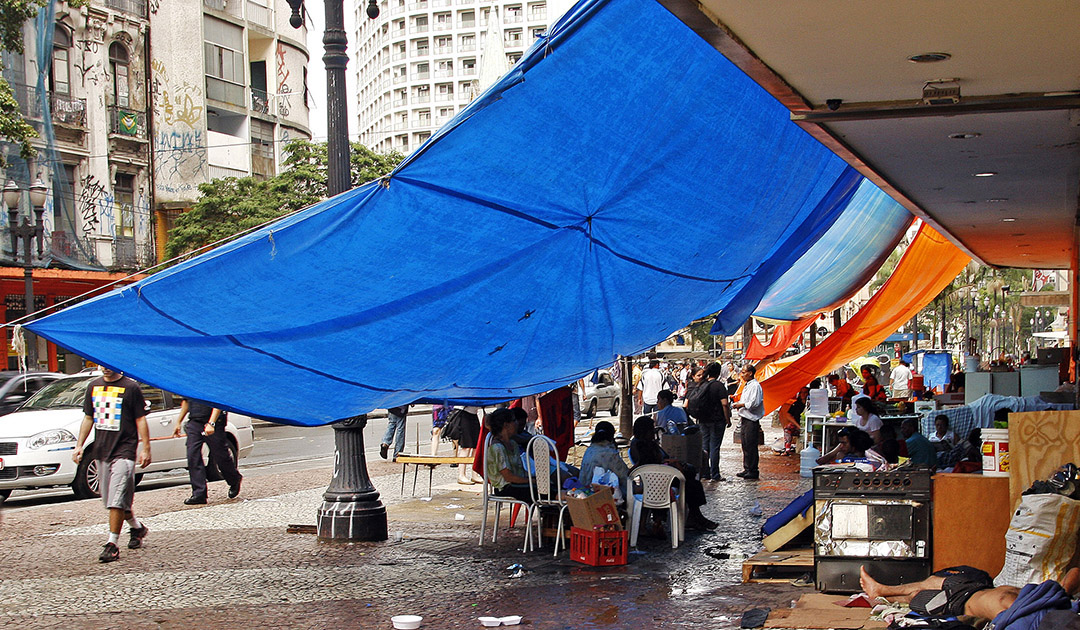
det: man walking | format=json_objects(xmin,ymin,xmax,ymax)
[
  {"xmin": 172, "ymin": 398, "xmax": 243, "ymax": 504},
  {"xmin": 73, "ymin": 367, "xmax": 151, "ymax": 563},
  {"xmin": 890, "ymin": 359, "xmax": 913, "ymax": 399},
  {"xmin": 732, "ymin": 364, "xmax": 764, "ymax": 480},
  {"xmin": 380, "ymin": 404, "xmax": 411, "ymax": 460},
  {"xmin": 637, "ymin": 359, "xmax": 665, "ymax": 415}
]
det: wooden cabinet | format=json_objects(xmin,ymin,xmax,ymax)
[{"xmin": 932, "ymin": 473, "xmax": 1010, "ymax": 574}]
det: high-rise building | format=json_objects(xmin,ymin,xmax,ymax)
[{"xmin": 353, "ymin": 0, "xmax": 572, "ymax": 154}]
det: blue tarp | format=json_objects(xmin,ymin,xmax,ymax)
[
  {"xmin": 749, "ymin": 180, "xmax": 912, "ymax": 323},
  {"xmin": 29, "ymin": 0, "xmax": 881, "ymax": 425}
]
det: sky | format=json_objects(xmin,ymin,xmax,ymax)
[{"xmin": 303, "ymin": 0, "xmax": 360, "ymax": 142}]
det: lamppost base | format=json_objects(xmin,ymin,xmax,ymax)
[{"xmin": 316, "ymin": 499, "xmax": 387, "ymax": 541}]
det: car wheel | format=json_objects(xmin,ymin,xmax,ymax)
[
  {"xmin": 206, "ymin": 438, "xmax": 238, "ymax": 482},
  {"xmin": 610, "ymin": 398, "xmax": 620, "ymax": 417},
  {"xmin": 72, "ymin": 456, "xmax": 101, "ymax": 499},
  {"xmin": 0, "ymin": 488, "xmax": 10, "ymax": 504}
]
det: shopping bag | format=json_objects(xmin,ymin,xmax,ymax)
[{"xmin": 994, "ymin": 493, "xmax": 1080, "ymax": 587}]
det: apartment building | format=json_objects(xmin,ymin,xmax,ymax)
[
  {"xmin": 152, "ymin": 0, "xmax": 312, "ymax": 247},
  {"xmin": 353, "ymin": 0, "xmax": 572, "ymax": 154}
]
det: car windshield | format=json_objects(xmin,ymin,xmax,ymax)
[{"xmin": 18, "ymin": 376, "xmax": 91, "ymax": 410}]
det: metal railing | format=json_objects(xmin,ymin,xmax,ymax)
[
  {"xmin": 103, "ymin": 0, "xmax": 148, "ymax": 19},
  {"xmin": 208, "ymin": 165, "xmax": 247, "ymax": 180},
  {"xmin": 250, "ymin": 88, "xmax": 271, "ymax": 114},
  {"xmin": 246, "ymin": 1, "xmax": 274, "ymax": 29},
  {"xmin": 9, "ymin": 82, "xmax": 87, "ymax": 128},
  {"xmin": 108, "ymin": 105, "xmax": 147, "ymax": 138}
]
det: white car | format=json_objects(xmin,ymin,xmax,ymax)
[
  {"xmin": 0, "ymin": 374, "xmax": 255, "ymax": 503},
  {"xmin": 580, "ymin": 370, "xmax": 621, "ymax": 418}
]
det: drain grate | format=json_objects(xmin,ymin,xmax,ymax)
[{"xmin": 399, "ymin": 538, "xmax": 467, "ymax": 554}]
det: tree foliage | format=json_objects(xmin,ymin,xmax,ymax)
[{"xmin": 164, "ymin": 139, "xmax": 403, "ymax": 259}]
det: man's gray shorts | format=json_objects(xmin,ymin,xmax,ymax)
[{"xmin": 99, "ymin": 458, "xmax": 136, "ymax": 510}]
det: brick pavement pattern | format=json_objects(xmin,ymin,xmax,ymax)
[{"xmin": 0, "ymin": 428, "xmax": 809, "ymax": 629}]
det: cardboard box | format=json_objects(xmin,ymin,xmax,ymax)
[
  {"xmin": 661, "ymin": 432, "xmax": 703, "ymax": 471},
  {"xmin": 565, "ymin": 486, "xmax": 622, "ymax": 531}
]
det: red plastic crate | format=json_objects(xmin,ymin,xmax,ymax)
[{"xmin": 569, "ymin": 526, "xmax": 628, "ymax": 566}]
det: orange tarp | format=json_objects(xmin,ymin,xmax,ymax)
[
  {"xmin": 761, "ymin": 224, "xmax": 970, "ymax": 412},
  {"xmin": 745, "ymin": 315, "xmax": 817, "ymax": 362}
]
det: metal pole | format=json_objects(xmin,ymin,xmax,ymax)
[{"xmin": 323, "ymin": 0, "xmax": 350, "ymax": 197}]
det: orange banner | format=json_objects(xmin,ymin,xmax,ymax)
[
  {"xmin": 761, "ymin": 224, "xmax": 970, "ymax": 412},
  {"xmin": 745, "ymin": 315, "xmax": 817, "ymax": 362}
]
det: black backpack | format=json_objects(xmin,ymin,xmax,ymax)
[{"xmin": 686, "ymin": 381, "xmax": 713, "ymax": 421}]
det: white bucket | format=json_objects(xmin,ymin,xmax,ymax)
[
  {"xmin": 965, "ymin": 355, "xmax": 979, "ymax": 372},
  {"xmin": 981, "ymin": 427, "xmax": 1010, "ymax": 477}
]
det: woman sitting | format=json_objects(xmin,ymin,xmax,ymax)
[
  {"xmin": 484, "ymin": 408, "xmax": 533, "ymax": 502},
  {"xmin": 817, "ymin": 426, "xmax": 886, "ymax": 469},
  {"xmin": 579, "ymin": 421, "xmax": 629, "ymax": 496},
  {"xmin": 628, "ymin": 416, "xmax": 716, "ymax": 531},
  {"xmin": 852, "ymin": 396, "xmax": 884, "ymax": 445},
  {"xmin": 861, "ymin": 370, "xmax": 888, "ymax": 402}
]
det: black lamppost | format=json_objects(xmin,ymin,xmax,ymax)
[
  {"xmin": 285, "ymin": 0, "xmax": 386, "ymax": 542},
  {"xmin": 4, "ymin": 179, "xmax": 47, "ymax": 369}
]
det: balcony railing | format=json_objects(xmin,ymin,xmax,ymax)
[
  {"xmin": 459, "ymin": 42, "xmax": 475, "ymax": 51},
  {"xmin": 250, "ymin": 88, "xmax": 271, "ymax": 114},
  {"xmin": 204, "ymin": 0, "xmax": 242, "ymax": 19},
  {"xmin": 9, "ymin": 83, "xmax": 87, "ymax": 129},
  {"xmin": 108, "ymin": 105, "xmax": 147, "ymax": 138},
  {"xmin": 246, "ymin": 1, "xmax": 274, "ymax": 29},
  {"xmin": 103, "ymin": 0, "xmax": 148, "ymax": 19}
]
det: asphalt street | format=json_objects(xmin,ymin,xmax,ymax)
[{"xmin": 1, "ymin": 407, "xmax": 466, "ymax": 507}]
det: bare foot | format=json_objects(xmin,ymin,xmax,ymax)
[
  {"xmin": 860, "ymin": 565, "xmax": 885, "ymax": 599},
  {"xmin": 1063, "ymin": 567, "xmax": 1080, "ymax": 596}
]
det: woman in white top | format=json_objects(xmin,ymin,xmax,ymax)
[{"xmin": 852, "ymin": 397, "xmax": 883, "ymax": 445}]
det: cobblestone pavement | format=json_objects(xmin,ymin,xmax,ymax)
[{"xmin": 0, "ymin": 426, "xmax": 812, "ymax": 629}]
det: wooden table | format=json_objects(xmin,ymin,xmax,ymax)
[{"xmin": 394, "ymin": 454, "xmax": 475, "ymax": 497}]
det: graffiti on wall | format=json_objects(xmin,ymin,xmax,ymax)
[
  {"xmin": 276, "ymin": 43, "xmax": 292, "ymax": 118},
  {"xmin": 151, "ymin": 60, "xmax": 206, "ymax": 196},
  {"xmin": 78, "ymin": 175, "xmax": 107, "ymax": 234}
]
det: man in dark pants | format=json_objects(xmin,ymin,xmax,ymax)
[
  {"xmin": 172, "ymin": 398, "xmax": 242, "ymax": 504},
  {"xmin": 732, "ymin": 364, "xmax": 764, "ymax": 480}
]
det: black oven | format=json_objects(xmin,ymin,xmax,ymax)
[{"xmin": 813, "ymin": 467, "xmax": 933, "ymax": 592}]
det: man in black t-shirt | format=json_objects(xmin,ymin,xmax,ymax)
[
  {"xmin": 700, "ymin": 362, "xmax": 732, "ymax": 482},
  {"xmin": 172, "ymin": 398, "xmax": 243, "ymax": 504},
  {"xmin": 74, "ymin": 368, "xmax": 151, "ymax": 563}
]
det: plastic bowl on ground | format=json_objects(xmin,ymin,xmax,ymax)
[
  {"xmin": 478, "ymin": 617, "xmax": 502, "ymax": 627},
  {"xmin": 391, "ymin": 615, "xmax": 423, "ymax": 629},
  {"xmin": 500, "ymin": 616, "xmax": 523, "ymax": 626}
]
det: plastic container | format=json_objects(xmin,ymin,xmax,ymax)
[
  {"xmin": 964, "ymin": 355, "xmax": 979, "ymax": 372},
  {"xmin": 391, "ymin": 615, "xmax": 423, "ymax": 630},
  {"xmin": 981, "ymin": 427, "xmax": 1010, "ymax": 477},
  {"xmin": 569, "ymin": 527, "xmax": 628, "ymax": 566},
  {"xmin": 800, "ymin": 445, "xmax": 820, "ymax": 478}
]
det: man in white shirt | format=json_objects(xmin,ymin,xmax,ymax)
[
  {"xmin": 890, "ymin": 360, "xmax": 913, "ymax": 399},
  {"xmin": 732, "ymin": 364, "xmax": 764, "ymax": 480},
  {"xmin": 637, "ymin": 359, "xmax": 666, "ymax": 415}
]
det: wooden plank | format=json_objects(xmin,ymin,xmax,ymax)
[
  {"xmin": 394, "ymin": 455, "xmax": 474, "ymax": 465},
  {"xmin": 743, "ymin": 548, "xmax": 813, "ymax": 583},
  {"xmin": 932, "ymin": 473, "xmax": 1010, "ymax": 574},
  {"xmin": 764, "ymin": 609, "xmax": 869, "ymax": 629},
  {"xmin": 1009, "ymin": 410, "xmax": 1080, "ymax": 512}
]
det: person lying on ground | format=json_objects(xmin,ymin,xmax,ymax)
[
  {"xmin": 860, "ymin": 565, "xmax": 1080, "ymax": 629},
  {"xmin": 628, "ymin": 416, "xmax": 716, "ymax": 531}
]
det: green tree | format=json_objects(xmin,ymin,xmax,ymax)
[{"xmin": 164, "ymin": 140, "xmax": 403, "ymax": 259}]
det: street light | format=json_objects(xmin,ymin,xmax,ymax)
[
  {"xmin": 4, "ymin": 178, "xmax": 47, "ymax": 369},
  {"xmin": 283, "ymin": 0, "xmax": 387, "ymax": 542}
]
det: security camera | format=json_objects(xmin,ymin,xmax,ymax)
[{"xmin": 826, "ymin": 99, "xmax": 842, "ymax": 111}]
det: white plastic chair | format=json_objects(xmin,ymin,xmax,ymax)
[
  {"xmin": 627, "ymin": 464, "xmax": 686, "ymax": 549},
  {"xmin": 479, "ymin": 433, "xmax": 535, "ymax": 551},
  {"xmin": 525, "ymin": 435, "xmax": 570, "ymax": 556}
]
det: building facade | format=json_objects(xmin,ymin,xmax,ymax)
[
  {"xmin": 353, "ymin": 0, "xmax": 571, "ymax": 153},
  {"xmin": 0, "ymin": 0, "xmax": 310, "ymax": 370},
  {"xmin": 151, "ymin": 0, "xmax": 312, "ymax": 252}
]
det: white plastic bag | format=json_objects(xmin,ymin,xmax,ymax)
[
  {"xmin": 591, "ymin": 467, "xmax": 624, "ymax": 503},
  {"xmin": 995, "ymin": 493, "xmax": 1080, "ymax": 587}
]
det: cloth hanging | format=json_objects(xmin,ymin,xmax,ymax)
[
  {"xmin": 760, "ymin": 224, "xmax": 970, "ymax": 413},
  {"xmin": 538, "ymin": 387, "xmax": 575, "ymax": 460},
  {"xmin": 745, "ymin": 315, "xmax": 817, "ymax": 362}
]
